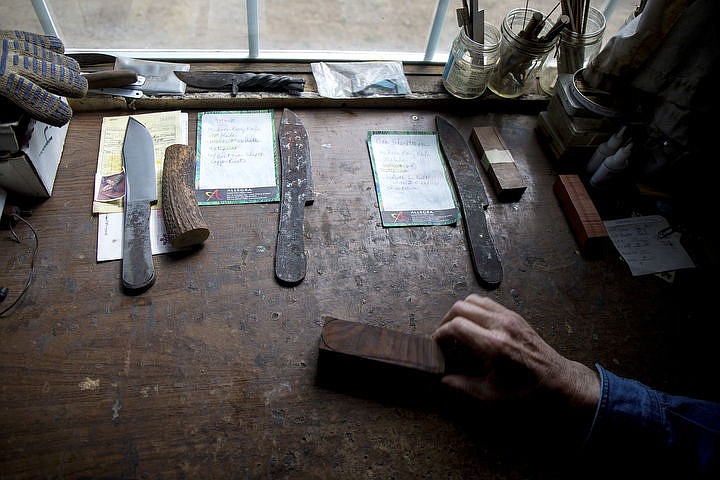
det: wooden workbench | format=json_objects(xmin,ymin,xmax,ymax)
[{"xmin": 1, "ymin": 107, "xmax": 717, "ymax": 479}]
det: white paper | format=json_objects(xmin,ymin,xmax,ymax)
[
  {"xmin": 604, "ymin": 215, "xmax": 695, "ymax": 276},
  {"xmin": 197, "ymin": 110, "xmax": 277, "ymax": 190},
  {"xmin": 368, "ymin": 132, "xmax": 457, "ymax": 211},
  {"xmin": 96, "ymin": 209, "xmax": 179, "ymax": 262}
]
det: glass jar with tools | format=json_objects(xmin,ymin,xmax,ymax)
[
  {"xmin": 538, "ymin": 6, "xmax": 606, "ymax": 96},
  {"xmin": 442, "ymin": 23, "xmax": 501, "ymax": 99},
  {"xmin": 488, "ymin": 8, "xmax": 559, "ymax": 99}
]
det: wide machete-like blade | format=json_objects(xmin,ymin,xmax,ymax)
[
  {"xmin": 121, "ymin": 117, "xmax": 157, "ymax": 294},
  {"xmin": 436, "ymin": 116, "xmax": 502, "ymax": 289},
  {"xmin": 275, "ymin": 108, "xmax": 312, "ymax": 286}
]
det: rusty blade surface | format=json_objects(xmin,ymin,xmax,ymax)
[
  {"xmin": 275, "ymin": 109, "xmax": 312, "ymax": 286},
  {"xmin": 121, "ymin": 117, "xmax": 157, "ymax": 294},
  {"xmin": 436, "ymin": 115, "xmax": 502, "ymax": 289}
]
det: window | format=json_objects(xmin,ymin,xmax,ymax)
[{"xmin": 5, "ymin": 1, "xmax": 636, "ymax": 63}]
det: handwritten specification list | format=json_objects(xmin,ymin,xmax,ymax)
[
  {"xmin": 196, "ymin": 110, "xmax": 279, "ymax": 205},
  {"xmin": 367, "ymin": 131, "xmax": 459, "ymax": 227},
  {"xmin": 604, "ymin": 215, "xmax": 695, "ymax": 276}
]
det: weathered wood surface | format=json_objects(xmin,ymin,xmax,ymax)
[{"xmin": 0, "ymin": 108, "xmax": 717, "ymax": 479}]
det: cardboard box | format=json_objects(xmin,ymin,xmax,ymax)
[{"xmin": 0, "ymin": 115, "xmax": 68, "ymax": 198}]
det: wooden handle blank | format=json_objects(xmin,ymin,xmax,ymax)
[{"xmin": 161, "ymin": 144, "xmax": 210, "ymax": 248}]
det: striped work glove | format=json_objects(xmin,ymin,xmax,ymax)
[{"xmin": 0, "ymin": 30, "xmax": 87, "ymax": 126}]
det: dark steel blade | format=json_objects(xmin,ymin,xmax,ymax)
[
  {"xmin": 121, "ymin": 117, "xmax": 157, "ymax": 294},
  {"xmin": 174, "ymin": 71, "xmax": 305, "ymax": 95},
  {"xmin": 123, "ymin": 118, "xmax": 157, "ymax": 203},
  {"xmin": 436, "ymin": 115, "xmax": 502, "ymax": 289},
  {"xmin": 275, "ymin": 109, "xmax": 311, "ymax": 286}
]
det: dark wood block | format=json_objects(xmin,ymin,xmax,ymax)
[
  {"xmin": 317, "ymin": 317, "xmax": 447, "ymax": 399},
  {"xmin": 553, "ymin": 174, "xmax": 608, "ymax": 250},
  {"xmin": 319, "ymin": 317, "xmax": 445, "ymax": 374},
  {"xmin": 471, "ymin": 126, "xmax": 527, "ymax": 201}
]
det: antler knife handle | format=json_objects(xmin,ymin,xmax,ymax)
[{"xmin": 161, "ymin": 144, "xmax": 210, "ymax": 248}]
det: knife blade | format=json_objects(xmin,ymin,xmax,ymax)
[
  {"xmin": 275, "ymin": 109, "xmax": 312, "ymax": 286},
  {"xmin": 436, "ymin": 116, "xmax": 503, "ymax": 289},
  {"xmin": 174, "ymin": 71, "xmax": 305, "ymax": 96},
  {"xmin": 121, "ymin": 117, "xmax": 157, "ymax": 294}
]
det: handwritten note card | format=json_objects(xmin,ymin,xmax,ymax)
[
  {"xmin": 196, "ymin": 110, "xmax": 279, "ymax": 205},
  {"xmin": 367, "ymin": 131, "xmax": 459, "ymax": 227},
  {"xmin": 604, "ymin": 215, "xmax": 695, "ymax": 276}
]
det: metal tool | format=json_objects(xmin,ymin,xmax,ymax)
[
  {"xmin": 174, "ymin": 71, "xmax": 305, "ymax": 96},
  {"xmin": 275, "ymin": 109, "xmax": 313, "ymax": 286},
  {"xmin": 85, "ymin": 70, "xmax": 146, "ymax": 98},
  {"xmin": 121, "ymin": 117, "xmax": 157, "ymax": 294},
  {"xmin": 436, "ymin": 116, "xmax": 502, "ymax": 289}
]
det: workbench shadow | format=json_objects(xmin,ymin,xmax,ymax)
[{"xmin": 314, "ymin": 349, "xmax": 588, "ymax": 475}]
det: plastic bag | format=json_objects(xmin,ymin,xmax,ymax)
[{"xmin": 311, "ymin": 61, "xmax": 411, "ymax": 98}]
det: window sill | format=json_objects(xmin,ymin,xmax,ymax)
[{"xmin": 70, "ymin": 62, "xmax": 550, "ymax": 113}]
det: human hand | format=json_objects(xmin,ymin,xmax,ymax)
[
  {"xmin": 0, "ymin": 30, "xmax": 87, "ymax": 126},
  {"xmin": 433, "ymin": 294, "xmax": 600, "ymax": 412}
]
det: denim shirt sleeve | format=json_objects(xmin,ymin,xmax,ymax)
[{"xmin": 584, "ymin": 364, "xmax": 720, "ymax": 477}]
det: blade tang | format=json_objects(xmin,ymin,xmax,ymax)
[
  {"xmin": 436, "ymin": 116, "xmax": 503, "ymax": 289},
  {"xmin": 122, "ymin": 200, "xmax": 156, "ymax": 294}
]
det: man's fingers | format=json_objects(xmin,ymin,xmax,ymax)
[
  {"xmin": 433, "ymin": 316, "xmax": 502, "ymax": 358},
  {"xmin": 463, "ymin": 294, "xmax": 509, "ymax": 315},
  {"xmin": 439, "ymin": 295, "xmax": 505, "ymax": 329}
]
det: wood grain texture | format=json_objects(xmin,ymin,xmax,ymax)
[
  {"xmin": 553, "ymin": 174, "xmax": 608, "ymax": 250},
  {"xmin": 0, "ymin": 109, "xmax": 714, "ymax": 480},
  {"xmin": 471, "ymin": 126, "xmax": 527, "ymax": 201},
  {"xmin": 161, "ymin": 144, "xmax": 210, "ymax": 248},
  {"xmin": 319, "ymin": 317, "xmax": 445, "ymax": 374}
]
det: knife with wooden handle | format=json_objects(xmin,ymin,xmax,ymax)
[
  {"xmin": 121, "ymin": 117, "xmax": 157, "ymax": 294},
  {"xmin": 83, "ymin": 69, "xmax": 139, "ymax": 88}
]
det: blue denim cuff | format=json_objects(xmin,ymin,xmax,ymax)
[{"xmin": 583, "ymin": 363, "xmax": 665, "ymax": 451}]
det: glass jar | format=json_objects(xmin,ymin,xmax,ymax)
[
  {"xmin": 488, "ymin": 8, "xmax": 558, "ymax": 99},
  {"xmin": 442, "ymin": 23, "xmax": 501, "ymax": 99},
  {"xmin": 538, "ymin": 7, "xmax": 606, "ymax": 96}
]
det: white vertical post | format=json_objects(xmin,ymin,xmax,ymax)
[
  {"xmin": 31, "ymin": 0, "xmax": 62, "ymax": 38},
  {"xmin": 247, "ymin": 0, "xmax": 259, "ymax": 58},
  {"xmin": 424, "ymin": 0, "xmax": 451, "ymax": 61}
]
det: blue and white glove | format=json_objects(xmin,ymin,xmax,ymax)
[{"xmin": 0, "ymin": 30, "xmax": 87, "ymax": 126}]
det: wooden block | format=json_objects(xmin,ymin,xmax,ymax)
[
  {"xmin": 553, "ymin": 174, "xmax": 608, "ymax": 250},
  {"xmin": 471, "ymin": 126, "xmax": 527, "ymax": 201},
  {"xmin": 318, "ymin": 317, "xmax": 445, "ymax": 375},
  {"xmin": 316, "ymin": 317, "xmax": 448, "ymax": 399}
]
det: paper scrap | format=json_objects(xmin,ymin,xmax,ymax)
[
  {"xmin": 96, "ymin": 209, "xmax": 179, "ymax": 262},
  {"xmin": 195, "ymin": 110, "xmax": 279, "ymax": 205},
  {"xmin": 367, "ymin": 131, "xmax": 459, "ymax": 227},
  {"xmin": 604, "ymin": 215, "xmax": 695, "ymax": 276},
  {"xmin": 93, "ymin": 111, "xmax": 188, "ymax": 214}
]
